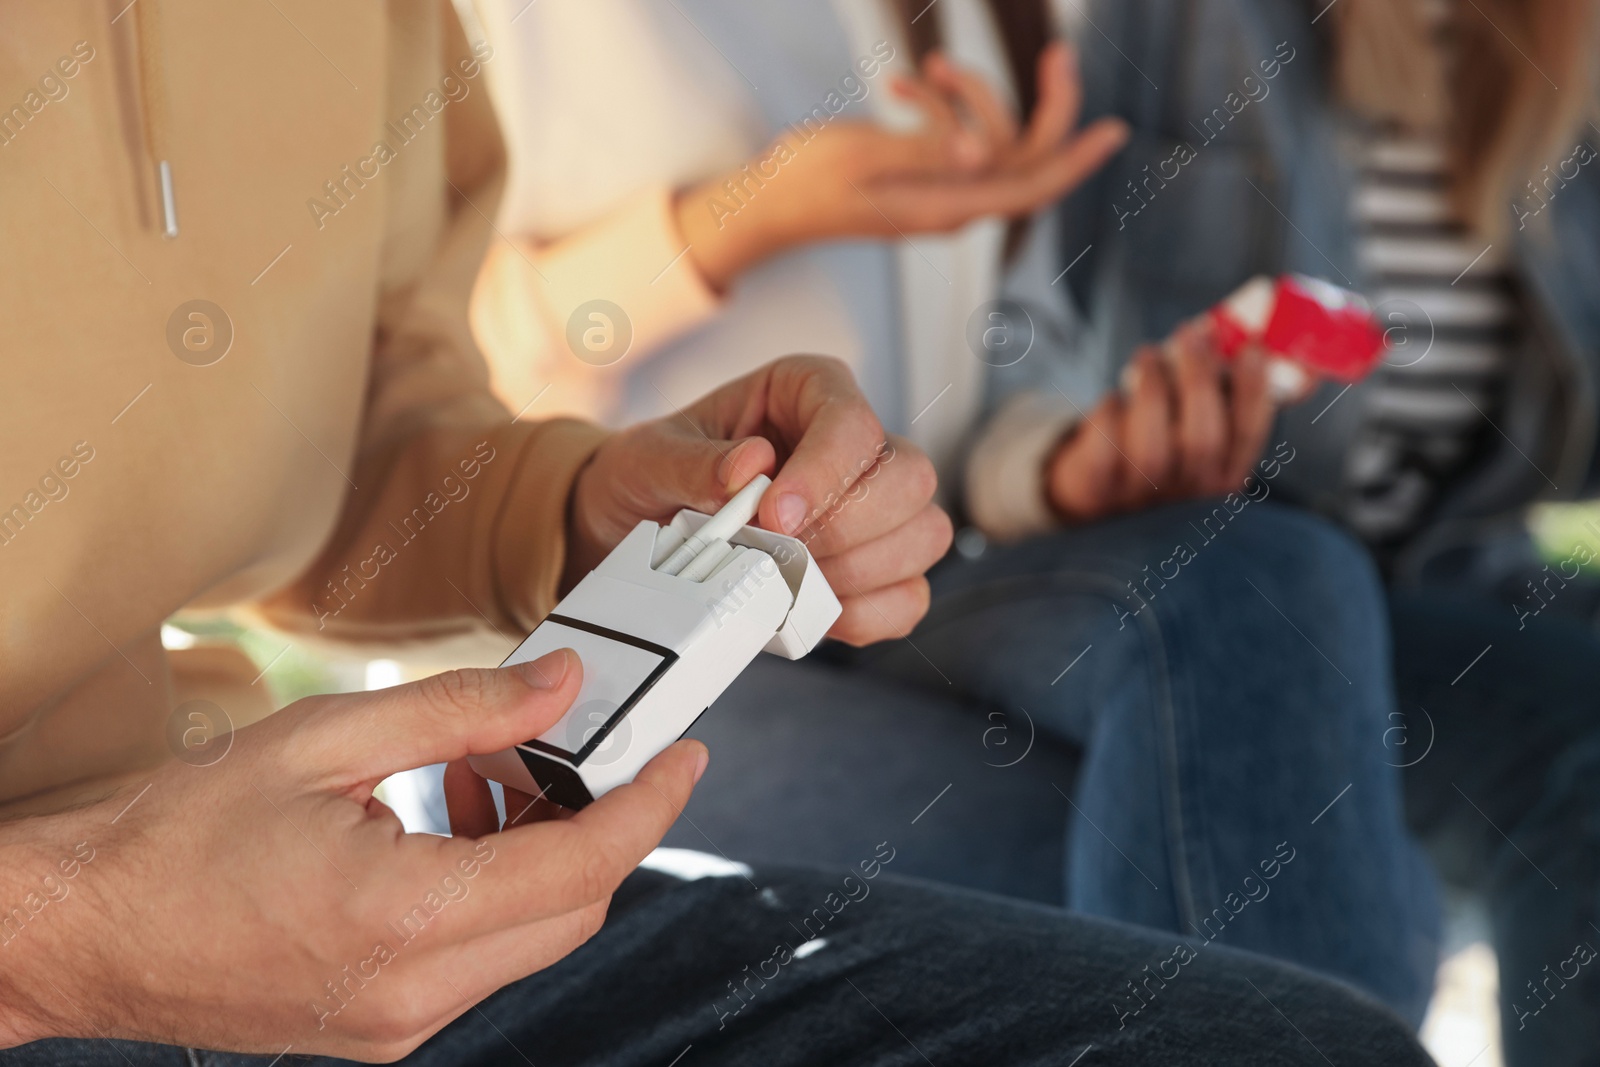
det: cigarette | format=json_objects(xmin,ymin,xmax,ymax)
[
  {"xmin": 655, "ymin": 474, "xmax": 772, "ymax": 577},
  {"xmin": 678, "ymin": 539, "xmax": 734, "ymax": 582}
]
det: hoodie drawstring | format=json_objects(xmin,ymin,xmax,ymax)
[{"xmin": 133, "ymin": 0, "xmax": 178, "ymax": 239}]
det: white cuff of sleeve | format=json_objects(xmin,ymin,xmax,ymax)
[{"xmin": 963, "ymin": 391, "xmax": 1083, "ymax": 542}]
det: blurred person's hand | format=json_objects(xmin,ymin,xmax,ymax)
[
  {"xmin": 676, "ymin": 41, "xmax": 1129, "ymax": 290},
  {"xmin": 1046, "ymin": 319, "xmax": 1281, "ymax": 522},
  {"xmin": 567, "ymin": 356, "xmax": 951, "ymax": 647},
  {"xmin": 0, "ymin": 650, "xmax": 704, "ymax": 1060}
]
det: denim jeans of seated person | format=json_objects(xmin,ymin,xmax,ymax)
[
  {"xmin": 0, "ymin": 868, "xmax": 1434, "ymax": 1066},
  {"xmin": 663, "ymin": 500, "xmax": 1442, "ymax": 1027}
]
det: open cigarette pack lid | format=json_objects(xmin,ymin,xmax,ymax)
[{"xmin": 469, "ymin": 504, "xmax": 840, "ymax": 809}]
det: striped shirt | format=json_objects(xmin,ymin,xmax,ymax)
[{"xmin": 1339, "ymin": 130, "xmax": 1518, "ymax": 545}]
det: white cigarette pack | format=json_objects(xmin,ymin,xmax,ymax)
[{"xmin": 469, "ymin": 509, "xmax": 841, "ymax": 808}]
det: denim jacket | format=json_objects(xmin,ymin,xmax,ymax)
[{"xmin": 1042, "ymin": 0, "xmax": 1600, "ymax": 588}]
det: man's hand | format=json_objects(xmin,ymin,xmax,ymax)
[
  {"xmin": 677, "ymin": 42, "xmax": 1128, "ymax": 290},
  {"xmin": 567, "ymin": 356, "xmax": 952, "ymax": 646},
  {"xmin": 0, "ymin": 649, "xmax": 705, "ymax": 1060},
  {"xmin": 1047, "ymin": 319, "xmax": 1277, "ymax": 522}
]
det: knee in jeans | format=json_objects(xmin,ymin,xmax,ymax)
[{"xmin": 1185, "ymin": 501, "xmax": 1383, "ymax": 623}]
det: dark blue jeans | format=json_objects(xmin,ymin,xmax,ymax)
[
  {"xmin": 1392, "ymin": 589, "xmax": 1600, "ymax": 1067},
  {"xmin": 664, "ymin": 500, "xmax": 1442, "ymax": 1024},
  {"xmin": 1, "ymin": 868, "xmax": 1432, "ymax": 1066}
]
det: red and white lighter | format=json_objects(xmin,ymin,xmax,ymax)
[{"xmin": 1208, "ymin": 274, "xmax": 1387, "ymax": 399}]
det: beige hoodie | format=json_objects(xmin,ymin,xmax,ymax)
[{"xmin": 0, "ymin": 1, "xmax": 607, "ymax": 814}]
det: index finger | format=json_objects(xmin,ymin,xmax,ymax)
[
  {"xmin": 787, "ymin": 435, "xmax": 937, "ymax": 560},
  {"xmin": 752, "ymin": 358, "xmax": 890, "ymax": 537}
]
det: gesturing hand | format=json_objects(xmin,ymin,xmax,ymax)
[
  {"xmin": 0, "ymin": 649, "xmax": 705, "ymax": 1061},
  {"xmin": 567, "ymin": 356, "xmax": 952, "ymax": 646},
  {"xmin": 677, "ymin": 41, "xmax": 1129, "ymax": 290}
]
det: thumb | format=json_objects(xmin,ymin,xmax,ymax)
[
  {"xmin": 294, "ymin": 648, "xmax": 585, "ymax": 786},
  {"xmin": 631, "ymin": 429, "xmax": 778, "ymax": 519}
]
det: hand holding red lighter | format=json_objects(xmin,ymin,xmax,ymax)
[
  {"xmin": 1054, "ymin": 274, "xmax": 1385, "ymax": 522},
  {"xmin": 1121, "ymin": 274, "xmax": 1387, "ymax": 402}
]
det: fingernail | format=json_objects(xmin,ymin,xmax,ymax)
[
  {"xmin": 776, "ymin": 493, "xmax": 809, "ymax": 535},
  {"xmin": 513, "ymin": 648, "xmax": 571, "ymax": 689},
  {"xmin": 692, "ymin": 744, "xmax": 709, "ymax": 784}
]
